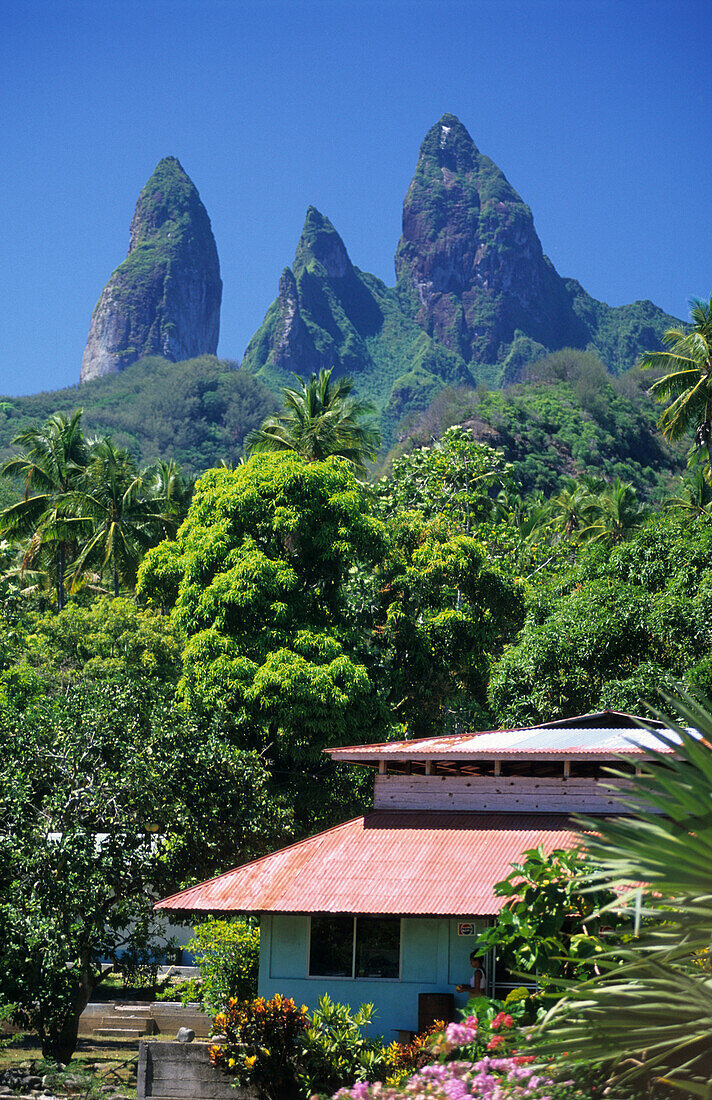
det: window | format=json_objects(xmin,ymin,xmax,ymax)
[
  {"xmin": 308, "ymin": 916, "xmax": 401, "ymax": 979},
  {"xmin": 309, "ymin": 916, "xmax": 353, "ymax": 977}
]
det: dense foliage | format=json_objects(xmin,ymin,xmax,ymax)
[
  {"xmin": 386, "ymin": 349, "xmax": 684, "ymax": 501},
  {"xmin": 183, "ymin": 918, "xmax": 260, "ymax": 1013},
  {"xmin": 476, "ymin": 848, "xmax": 627, "ymax": 988},
  {"xmin": 536, "ymin": 694, "xmax": 712, "ymax": 1097},
  {"xmin": 2, "ymin": 306, "xmax": 712, "ymax": 1077},
  {"xmin": 489, "ymin": 510, "xmax": 712, "ymax": 725},
  {"xmin": 0, "ymin": 355, "xmax": 276, "ymax": 477}
]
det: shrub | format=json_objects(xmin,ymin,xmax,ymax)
[
  {"xmin": 295, "ymin": 996, "xmax": 390, "ymax": 1097},
  {"xmin": 208, "ymin": 994, "xmax": 443, "ymax": 1099},
  {"xmin": 209, "ymin": 993, "xmax": 309, "ymax": 1100},
  {"xmin": 185, "ymin": 918, "xmax": 259, "ymax": 1013}
]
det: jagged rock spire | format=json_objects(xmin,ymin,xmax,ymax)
[
  {"xmin": 80, "ymin": 157, "xmax": 222, "ymax": 382},
  {"xmin": 395, "ymin": 114, "xmax": 582, "ymax": 363}
]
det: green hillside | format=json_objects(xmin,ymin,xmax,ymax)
[
  {"xmin": 0, "ymin": 355, "xmax": 276, "ymax": 476},
  {"xmin": 382, "ymin": 349, "xmax": 686, "ymax": 501}
]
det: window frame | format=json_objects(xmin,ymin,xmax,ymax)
[{"xmin": 306, "ymin": 915, "xmax": 403, "ymax": 981}]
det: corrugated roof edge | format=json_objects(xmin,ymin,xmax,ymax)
[
  {"xmin": 325, "ymin": 710, "xmax": 669, "ymax": 757},
  {"xmin": 154, "ymin": 816, "xmax": 363, "ymax": 912}
]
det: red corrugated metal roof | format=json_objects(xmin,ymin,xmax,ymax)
[
  {"xmin": 326, "ymin": 725, "xmax": 681, "ymax": 762},
  {"xmin": 156, "ymin": 812, "xmax": 580, "ymax": 918}
]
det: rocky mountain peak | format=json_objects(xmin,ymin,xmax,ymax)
[
  {"xmin": 395, "ymin": 114, "xmax": 581, "ymax": 363},
  {"xmin": 294, "ymin": 206, "xmax": 353, "ymax": 280},
  {"xmin": 418, "ymin": 113, "xmax": 481, "ymax": 174},
  {"xmin": 80, "ymin": 157, "xmax": 222, "ymax": 383}
]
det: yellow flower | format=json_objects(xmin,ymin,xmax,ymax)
[
  {"xmin": 244, "ymin": 1056, "xmax": 257, "ymax": 1068},
  {"xmin": 227, "ymin": 1059, "xmax": 235, "ymax": 1068},
  {"xmin": 214, "ymin": 1013, "xmax": 227, "ymax": 1028}
]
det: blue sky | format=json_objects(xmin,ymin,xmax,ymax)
[{"xmin": 1, "ymin": 0, "xmax": 710, "ymax": 396}]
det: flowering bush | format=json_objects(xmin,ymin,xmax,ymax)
[
  {"xmin": 208, "ymin": 993, "xmax": 309, "ymax": 1099},
  {"xmin": 383, "ymin": 1020, "xmax": 447, "ymax": 1083},
  {"xmin": 324, "ymin": 998, "xmax": 601, "ymax": 1100},
  {"xmin": 330, "ymin": 1054, "xmax": 565, "ymax": 1098},
  {"xmin": 209, "ymin": 994, "xmax": 442, "ymax": 1098},
  {"xmin": 441, "ymin": 990, "xmax": 535, "ymax": 1060}
]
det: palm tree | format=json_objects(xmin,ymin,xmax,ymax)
[
  {"xmin": 143, "ymin": 458, "xmax": 192, "ymax": 539},
  {"xmin": 245, "ymin": 369, "xmax": 381, "ymax": 475},
  {"xmin": 537, "ymin": 693, "xmax": 712, "ymax": 1095},
  {"xmin": 640, "ymin": 296, "xmax": 712, "ymax": 479},
  {"xmin": 578, "ymin": 478, "xmax": 648, "ymax": 546},
  {"xmin": 70, "ymin": 440, "xmax": 155, "ymax": 597},
  {"xmin": 548, "ymin": 475, "xmax": 604, "ymax": 540},
  {"xmin": 666, "ymin": 466, "xmax": 712, "ymax": 520},
  {"xmin": 0, "ymin": 411, "xmax": 88, "ymax": 609}
]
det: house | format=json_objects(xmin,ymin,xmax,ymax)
[{"xmin": 156, "ymin": 710, "xmax": 673, "ymax": 1037}]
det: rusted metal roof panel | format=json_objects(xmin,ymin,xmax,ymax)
[
  {"xmin": 156, "ymin": 812, "xmax": 580, "ymax": 918},
  {"xmin": 326, "ymin": 726, "xmax": 680, "ymax": 762}
]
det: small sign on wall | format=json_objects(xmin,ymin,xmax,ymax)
[{"xmin": 457, "ymin": 922, "xmax": 476, "ymax": 936}]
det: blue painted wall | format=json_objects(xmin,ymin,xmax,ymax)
[{"xmin": 258, "ymin": 914, "xmax": 489, "ymax": 1038}]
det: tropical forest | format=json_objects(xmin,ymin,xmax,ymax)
[{"xmin": 1, "ymin": 80, "xmax": 711, "ymax": 1100}]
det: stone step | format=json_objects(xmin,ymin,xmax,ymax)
[
  {"xmin": 99, "ymin": 1017, "xmax": 156, "ymax": 1034},
  {"xmin": 94, "ymin": 1027, "xmax": 146, "ymax": 1039}
]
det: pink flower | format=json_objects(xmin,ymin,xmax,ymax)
[{"xmin": 444, "ymin": 1020, "xmax": 478, "ymax": 1047}]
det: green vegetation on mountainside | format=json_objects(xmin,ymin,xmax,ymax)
[
  {"xmin": 242, "ymin": 116, "xmax": 679, "ymax": 436},
  {"xmin": 384, "ymin": 348, "xmax": 685, "ymax": 500},
  {"xmin": 0, "ymin": 356, "xmax": 276, "ymax": 477},
  {"xmin": 240, "ymin": 208, "xmax": 474, "ymax": 446}
]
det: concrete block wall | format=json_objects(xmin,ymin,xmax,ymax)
[{"xmin": 137, "ymin": 1041, "xmax": 259, "ymax": 1100}]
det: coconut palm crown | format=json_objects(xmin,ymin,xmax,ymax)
[
  {"xmin": 640, "ymin": 296, "xmax": 712, "ymax": 479},
  {"xmin": 0, "ymin": 410, "xmax": 89, "ymax": 609},
  {"xmin": 245, "ymin": 369, "xmax": 381, "ymax": 475}
]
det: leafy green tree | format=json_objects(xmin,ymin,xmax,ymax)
[
  {"xmin": 185, "ymin": 918, "xmax": 260, "ymax": 1012},
  {"xmin": 375, "ymin": 512, "xmax": 523, "ymax": 735},
  {"xmin": 14, "ymin": 596, "xmax": 182, "ymax": 695},
  {"xmin": 246, "ymin": 369, "xmax": 381, "ymax": 475},
  {"xmin": 476, "ymin": 847, "xmax": 627, "ymax": 988},
  {"xmin": 641, "ymin": 296, "xmax": 712, "ymax": 479},
  {"xmin": 0, "ymin": 680, "xmax": 283, "ymax": 1063},
  {"xmin": 377, "ymin": 427, "xmax": 507, "ymax": 530},
  {"xmin": 489, "ymin": 511, "xmax": 712, "ymax": 725},
  {"xmin": 538, "ymin": 694, "xmax": 712, "ymax": 1097},
  {"xmin": 138, "ymin": 454, "xmax": 388, "ymax": 830},
  {"xmin": 0, "ymin": 411, "xmax": 88, "ymax": 609}
]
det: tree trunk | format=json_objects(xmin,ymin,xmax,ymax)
[
  {"xmin": 41, "ymin": 1010, "xmax": 82, "ymax": 1064},
  {"xmin": 113, "ymin": 563, "xmax": 119, "ymax": 598},
  {"xmin": 57, "ymin": 542, "xmax": 65, "ymax": 611},
  {"xmin": 41, "ymin": 952, "xmax": 97, "ymax": 1063}
]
